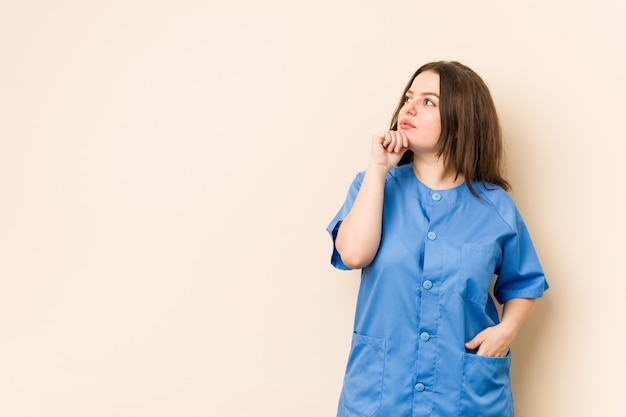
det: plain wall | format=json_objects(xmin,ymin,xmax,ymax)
[{"xmin": 1, "ymin": 0, "xmax": 624, "ymax": 416}]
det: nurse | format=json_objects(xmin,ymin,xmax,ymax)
[{"xmin": 327, "ymin": 61, "xmax": 548, "ymax": 417}]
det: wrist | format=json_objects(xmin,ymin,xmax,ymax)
[
  {"xmin": 366, "ymin": 162, "xmax": 392, "ymax": 177},
  {"xmin": 498, "ymin": 319, "xmax": 520, "ymax": 342}
]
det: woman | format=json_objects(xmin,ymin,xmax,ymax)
[{"xmin": 326, "ymin": 61, "xmax": 549, "ymax": 417}]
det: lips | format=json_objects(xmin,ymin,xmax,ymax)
[{"xmin": 399, "ymin": 119, "xmax": 415, "ymax": 129}]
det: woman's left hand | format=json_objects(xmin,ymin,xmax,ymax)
[
  {"xmin": 466, "ymin": 298, "xmax": 538, "ymax": 357},
  {"xmin": 464, "ymin": 324, "xmax": 514, "ymax": 358}
]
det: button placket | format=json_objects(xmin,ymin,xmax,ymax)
[{"xmin": 413, "ymin": 189, "xmax": 446, "ymax": 409}]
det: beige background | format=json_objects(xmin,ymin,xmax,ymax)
[{"xmin": 1, "ymin": 0, "xmax": 624, "ymax": 416}]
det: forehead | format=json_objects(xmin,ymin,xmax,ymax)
[{"xmin": 408, "ymin": 70, "xmax": 440, "ymax": 94}]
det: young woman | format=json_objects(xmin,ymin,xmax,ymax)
[{"xmin": 326, "ymin": 61, "xmax": 548, "ymax": 417}]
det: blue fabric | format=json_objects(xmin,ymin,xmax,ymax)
[{"xmin": 327, "ymin": 164, "xmax": 548, "ymax": 417}]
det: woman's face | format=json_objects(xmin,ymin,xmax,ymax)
[{"xmin": 398, "ymin": 70, "xmax": 442, "ymax": 156}]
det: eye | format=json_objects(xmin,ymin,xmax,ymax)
[
  {"xmin": 403, "ymin": 95, "xmax": 413, "ymax": 104},
  {"xmin": 424, "ymin": 98, "xmax": 435, "ymax": 106}
]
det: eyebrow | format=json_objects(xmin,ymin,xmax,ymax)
[{"xmin": 406, "ymin": 90, "xmax": 440, "ymax": 98}]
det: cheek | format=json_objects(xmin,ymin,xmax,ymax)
[{"xmin": 427, "ymin": 114, "xmax": 442, "ymax": 132}]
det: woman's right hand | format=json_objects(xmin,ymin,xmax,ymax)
[{"xmin": 369, "ymin": 130, "xmax": 409, "ymax": 170}]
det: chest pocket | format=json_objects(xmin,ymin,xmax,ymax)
[{"xmin": 461, "ymin": 243, "xmax": 501, "ymax": 305}]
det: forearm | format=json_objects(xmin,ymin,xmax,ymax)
[
  {"xmin": 335, "ymin": 164, "xmax": 388, "ymax": 269},
  {"xmin": 500, "ymin": 297, "xmax": 538, "ymax": 342}
]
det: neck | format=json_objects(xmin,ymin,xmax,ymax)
[{"xmin": 412, "ymin": 159, "xmax": 465, "ymax": 190}]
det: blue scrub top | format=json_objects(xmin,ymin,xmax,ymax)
[{"xmin": 327, "ymin": 164, "xmax": 548, "ymax": 417}]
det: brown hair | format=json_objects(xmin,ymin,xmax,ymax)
[{"xmin": 391, "ymin": 61, "xmax": 510, "ymax": 196}]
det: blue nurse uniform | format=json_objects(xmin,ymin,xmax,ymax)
[{"xmin": 327, "ymin": 164, "xmax": 549, "ymax": 417}]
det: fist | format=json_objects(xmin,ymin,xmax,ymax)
[{"xmin": 370, "ymin": 130, "xmax": 409, "ymax": 170}]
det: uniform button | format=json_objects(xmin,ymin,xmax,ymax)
[
  {"xmin": 431, "ymin": 192, "xmax": 441, "ymax": 201},
  {"xmin": 420, "ymin": 332, "xmax": 430, "ymax": 342},
  {"xmin": 422, "ymin": 280, "xmax": 433, "ymax": 290},
  {"xmin": 415, "ymin": 383, "xmax": 425, "ymax": 392},
  {"xmin": 427, "ymin": 231, "xmax": 437, "ymax": 240}
]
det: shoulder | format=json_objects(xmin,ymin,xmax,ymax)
[
  {"xmin": 386, "ymin": 164, "xmax": 414, "ymax": 183},
  {"xmin": 474, "ymin": 182, "xmax": 514, "ymax": 205},
  {"xmin": 473, "ymin": 182, "xmax": 521, "ymax": 232}
]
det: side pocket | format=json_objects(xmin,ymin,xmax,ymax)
[
  {"xmin": 459, "ymin": 351, "xmax": 513, "ymax": 417},
  {"xmin": 339, "ymin": 333, "xmax": 386, "ymax": 417}
]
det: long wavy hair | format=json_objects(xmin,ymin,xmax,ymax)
[{"xmin": 390, "ymin": 61, "xmax": 510, "ymax": 196}]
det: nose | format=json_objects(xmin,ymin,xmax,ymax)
[{"xmin": 403, "ymin": 101, "xmax": 416, "ymax": 116}]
